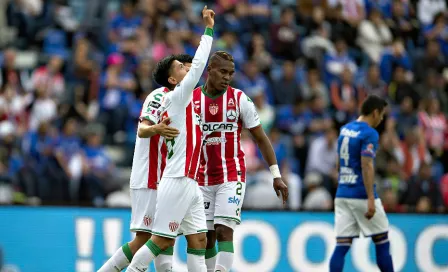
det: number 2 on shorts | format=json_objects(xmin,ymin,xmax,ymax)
[{"xmin": 236, "ymin": 182, "xmax": 242, "ymax": 196}]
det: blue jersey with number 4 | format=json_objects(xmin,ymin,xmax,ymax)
[{"xmin": 336, "ymin": 121, "xmax": 379, "ymax": 199}]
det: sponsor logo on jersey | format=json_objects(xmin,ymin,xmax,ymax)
[
  {"xmin": 202, "ymin": 123, "xmax": 236, "ymax": 132},
  {"xmin": 227, "ymin": 109, "xmax": 237, "ymax": 121},
  {"xmin": 341, "ymin": 128, "xmax": 360, "ymax": 138},
  {"xmin": 209, "ymin": 103, "xmax": 219, "ymax": 115},
  {"xmin": 169, "ymin": 221, "xmax": 180, "ymax": 232},
  {"xmin": 205, "ymin": 137, "xmax": 227, "ymax": 146},
  {"xmin": 228, "ymin": 98, "xmax": 235, "ymax": 107},
  {"xmin": 228, "ymin": 196, "xmax": 241, "ymax": 205},
  {"xmin": 143, "ymin": 215, "xmax": 152, "ymax": 227},
  {"xmin": 148, "ymin": 101, "xmax": 161, "ymax": 108},
  {"xmin": 204, "ymin": 202, "xmax": 210, "ymax": 209}
]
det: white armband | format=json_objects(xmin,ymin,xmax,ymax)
[{"xmin": 269, "ymin": 164, "xmax": 281, "ymax": 179}]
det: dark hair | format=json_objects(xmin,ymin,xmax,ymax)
[
  {"xmin": 210, "ymin": 51, "xmax": 234, "ymax": 63},
  {"xmin": 360, "ymin": 95, "xmax": 388, "ymax": 116},
  {"xmin": 152, "ymin": 55, "xmax": 177, "ymax": 89},
  {"xmin": 175, "ymin": 54, "xmax": 193, "ymax": 64}
]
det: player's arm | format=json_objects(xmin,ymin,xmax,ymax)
[
  {"xmin": 138, "ymin": 92, "xmax": 179, "ymax": 139},
  {"xmin": 241, "ymin": 93, "xmax": 289, "ymax": 204},
  {"xmin": 171, "ymin": 7, "xmax": 214, "ymax": 107},
  {"xmin": 361, "ymin": 131, "xmax": 379, "ymax": 219}
]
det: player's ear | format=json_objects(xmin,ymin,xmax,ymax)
[{"xmin": 168, "ymin": 76, "xmax": 177, "ymax": 85}]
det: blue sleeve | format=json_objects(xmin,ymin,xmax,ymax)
[
  {"xmin": 400, "ymin": 54, "xmax": 412, "ymax": 70},
  {"xmin": 360, "ymin": 130, "xmax": 379, "ymax": 158},
  {"xmin": 379, "ymin": 53, "xmax": 392, "ymax": 83},
  {"xmin": 110, "ymin": 17, "xmax": 120, "ymax": 30}
]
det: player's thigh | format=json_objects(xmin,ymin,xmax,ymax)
[
  {"xmin": 179, "ymin": 181, "xmax": 208, "ymax": 236},
  {"xmin": 334, "ymin": 198, "xmax": 361, "ymax": 238},
  {"xmin": 349, "ymin": 198, "xmax": 389, "ymax": 237},
  {"xmin": 152, "ymin": 177, "xmax": 195, "ymax": 238},
  {"xmin": 130, "ymin": 188, "xmax": 157, "ymax": 233},
  {"xmin": 200, "ymin": 185, "xmax": 217, "ymax": 230},
  {"xmin": 214, "ymin": 182, "xmax": 246, "ymax": 230}
]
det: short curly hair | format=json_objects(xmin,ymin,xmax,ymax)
[{"xmin": 152, "ymin": 55, "xmax": 177, "ymax": 89}]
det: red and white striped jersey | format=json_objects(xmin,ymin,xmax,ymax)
[
  {"xmin": 157, "ymin": 31, "xmax": 213, "ymax": 181},
  {"xmin": 194, "ymin": 86, "xmax": 261, "ymax": 186},
  {"xmin": 129, "ymin": 87, "xmax": 169, "ymax": 190}
]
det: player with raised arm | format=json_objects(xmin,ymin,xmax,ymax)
[
  {"xmin": 127, "ymin": 6, "xmax": 215, "ymax": 272},
  {"xmin": 329, "ymin": 95, "xmax": 394, "ymax": 272},
  {"xmin": 97, "ymin": 54, "xmax": 193, "ymax": 272},
  {"xmin": 192, "ymin": 51, "xmax": 289, "ymax": 272}
]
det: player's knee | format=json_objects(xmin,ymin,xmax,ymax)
[
  {"xmin": 206, "ymin": 230, "xmax": 217, "ymax": 249},
  {"xmin": 336, "ymin": 237, "xmax": 353, "ymax": 245},
  {"xmin": 129, "ymin": 232, "xmax": 151, "ymax": 251},
  {"xmin": 215, "ymin": 224, "xmax": 234, "ymax": 242},
  {"xmin": 372, "ymin": 232, "xmax": 388, "ymax": 244},
  {"xmin": 151, "ymin": 235, "xmax": 175, "ymax": 251},
  {"xmin": 186, "ymin": 232, "xmax": 207, "ymax": 249}
]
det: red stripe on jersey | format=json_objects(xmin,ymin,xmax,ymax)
[
  {"xmin": 185, "ymin": 104, "xmax": 193, "ymax": 177},
  {"xmin": 160, "ymin": 140, "xmax": 167, "ymax": 177},
  {"xmin": 236, "ymin": 90, "xmax": 246, "ymax": 182},
  {"xmin": 147, "ymin": 135, "xmax": 160, "ymax": 189},
  {"xmin": 225, "ymin": 130, "xmax": 237, "ymax": 181}
]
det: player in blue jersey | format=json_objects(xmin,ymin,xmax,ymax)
[{"xmin": 329, "ymin": 95, "xmax": 394, "ymax": 272}]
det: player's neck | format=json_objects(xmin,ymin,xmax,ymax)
[
  {"xmin": 204, "ymin": 81, "xmax": 225, "ymax": 97},
  {"xmin": 357, "ymin": 116, "xmax": 374, "ymax": 127}
]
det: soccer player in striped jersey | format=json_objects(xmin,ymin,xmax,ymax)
[
  {"xmin": 98, "ymin": 53, "xmax": 193, "ymax": 272},
  {"xmin": 127, "ymin": 6, "xmax": 215, "ymax": 272},
  {"xmin": 193, "ymin": 51, "xmax": 289, "ymax": 272}
]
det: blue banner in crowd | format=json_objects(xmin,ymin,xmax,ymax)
[{"xmin": 0, "ymin": 207, "xmax": 447, "ymax": 272}]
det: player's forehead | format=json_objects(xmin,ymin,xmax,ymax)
[
  {"xmin": 171, "ymin": 60, "xmax": 183, "ymax": 69},
  {"xmin": 215, "ymin": 60, "xmax": 235, "ymax": 72}
]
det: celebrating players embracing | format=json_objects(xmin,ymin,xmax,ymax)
[
  {"xmin": 329, "ymin": 95, "xmax": 394, "ymax": 272},
  {"xmin": 193, "ymin": 51, "xmax": 289, "ymax": 272},
  {"xmin": 127, "ymin": 6, "xmax": 215, "ymax": 272}
]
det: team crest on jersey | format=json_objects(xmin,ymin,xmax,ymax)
[
  {"xmin": 228, "ymin": 98, "xmax": 235, "ymax": 107},
  {"xmin": 209, "ymin": 103, "xmax": 219, "ymax": 115},
  {"xmin": 143, "ymin": 215, "xmax": 152, "ymax": 227},
  {"xmin": 227, "ymin": 109, "xmax": 237, "ymax": 121},
  {"xmin": 169, "ymin": 221, "xmax": 180, "ymax": 232}
]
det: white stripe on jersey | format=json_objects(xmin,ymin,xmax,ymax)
[
  {"xmin": 201, "ymin": 93, "xmax": 209, "ymax": 186},
  {"xmin": 221, "ymin": 91, "xmax": 228, "ymax": 183},
  {"xmin": 233, "ymin": 91, "xmax": 241, "ymax": 182}
]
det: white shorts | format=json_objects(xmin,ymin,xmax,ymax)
[
  {"xmin": 130, "ymin": 188, "xmax": 157, "ymax": 233},
  {"xmin": 200, "ymin": 182, "xmax": 246, "ymax": 231},
  {"xmin": 152, "ymin": 177, "xmax": 207, "ymax": 238},
  {"xmin": 334, "ymin": 198, "xmax": 389, "ymax": 238}
]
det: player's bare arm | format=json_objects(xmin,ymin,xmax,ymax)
[
  {"xmin": 249, "ymin": 125, "xmax": 289, "ymax": 204},
  {"xmin": 138, "ymin": 118, "xmax": 179, "ymax": 139},
  {"xmin": 361, "ymin": 156, "xmax": 376, "ymax": 219}
]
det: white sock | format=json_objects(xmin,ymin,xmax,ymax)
[
  {"xmin": 127, "ymin": 240, "xmax": 161, "ymax": 272},
  {"xmin": 205, "ymin": 247, "xmax": 217, "ymax": 272},
  {"xmin": 98, "ymin": 243, "xmax": 132, "ymax": 272},
  {"xmin": 215, "ymin": 242, "xmax": 234, "ymax": 272},
  {"xmin": 187, "ymin": 248, "xmax": 207, "ymax": 272},
  {"xmin": 154, "ymin": 253, "xmax": 173, "ymax": 272}
]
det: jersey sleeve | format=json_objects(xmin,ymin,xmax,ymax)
[
  {"xmin": 360, "ymin": 129, "xmax": 379, "ymax": 158},
  {"xmin": 170, "ymin": 28, "xmax": 213, "ymax": 110},
  {"xmin": 239, "ymin": 92, "xmax": 261, "ymax": 129},
  {"xmin": 139, "ymin": 91, "xmax": 164, "ymax": 124}
]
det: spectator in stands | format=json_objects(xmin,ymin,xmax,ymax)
[
  {"xmin": 381, "ymin": 156, "xmax": 405, "ymax": 194},
  {"xmin": 330, "ymin": 67, "xmax": 360, "ymax": 119},
  {"xmin": 302, "ymin": 7, "xmax": 334, "ymax": 63},
  {"xmin": 400, "ymin": 163, "xmax": 445, "ymax": 213},
  {"xmin": 151, "ymin": 30, "xmax": 185, "ymax": 62},
  {"xmin": 270, "ymin": 7, "xmax": 301, "ymax": 60},
  {"xmin": 247, "ymin": 33, "xmax": 272, "ymax": 74},
  {"xmin": 388, "ymin": 96, "xmax": 419, "ymax": 139},
  {"xmin": 358, "ymin": 64, "xmax": 387, "ymax": 99},
  {"xmin": 0, "ymin": 84, "xmax": 27, "ymax": 134},
  {"xmin": 418, "ymin": 98, "xmax": 447, "ymax": 157},
  {"xmin": 303, "ymin": 172, "xmax": 332, "ymax": 210},
  {"xmin": 413, "ymin": 40, "xmax": 446, "ymax": 83},
  {"xmin": 424, "ymin": 12, "xmax": 448, "ymax": 56},
  {"xmin": 240, "ymin": 130, "xmax": 261, "ymax": 176},
  {"xmin": 394, "ymin": 127, "xmax": 432, "ymax": 179},
  {"xmin": 418, "ymin": 70, "xmax": 448, "ymax": 113},
  {"xmin": 273, "ymin": 61, "xmax": 301, "ymax": 105},
  {"xmin": 134, "ymin": 59, "xmax": 154, "ymax": 98},
  {"xmin": 379, "ymin": 38, "xmax": 412, "ymax": 83},
  {"xmin": 252, "ymin": 89, "xmax": 275, "ymax": 132},
  {"xmin": 31, "ymin": 54, "xmax": 65, "ymax": 101},
  {"xmin": 387, "ymin": 66, "xmax": 419, "ymax": 106},
  {"xmin": 98, "ymin": 53, "xmax": 136, "ymax": 144},
  {"xmin": 276, "ymin": 98, "xmax": 310, "ymax": 136},
  {"xmin": 323, "ymin": 38, "xmax": 357, "ymax": 85},
  {"xmin": 327, "ymin": 4, "xmax": 358, "ymax": 47},
  {"xmin": 0, "ymin": 49, "xmax": 28, "ymax": 93},
  {"xmin": 357, "ymin": 9, "xmax": 392, "ymax": 63},
  {"xmin": 214, "ymin": 30, "xmax": 246, "ymax": 68},
  {"xmin": 308, "ymin": 94, "xmax": 333, "ymax": 138},
  {"xmin": 109, "ymin": 0, "xmax": 142, "ymax": 44},
  {"xmin": 236, "ymin": 60, "xmax": 271, "ymax": 102},
  {"xmin": 246, "ymin": 0, "xmax": 271, "ymax": 33},
  {"xmin": 165, "ymin": 5, "xmax": 192, "ymax": 42},
  {"xmin": 387, "ymin": 0, "xmax": 420, "ymax": 47},
  {"xmin": 301, "ymin": 68, "xmax": 329, "ymax": 107},
  {"xmin": 28, "ymin": 86, "xmax": 57, "ymax": 132}
]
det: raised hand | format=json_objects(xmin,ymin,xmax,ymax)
[{"xmin": 202, "ymin": 5, "xmax": 215, "ymax": 29}]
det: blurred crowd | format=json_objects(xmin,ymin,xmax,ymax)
[{"xmin": 0, "ymin": 0, "xmax": 447, "ymax": 213}]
